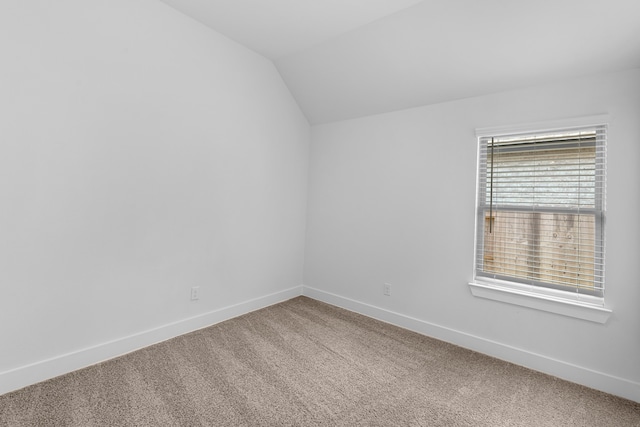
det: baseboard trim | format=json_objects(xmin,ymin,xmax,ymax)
[
  {"xmin": 302, "ymin": 285, "xmax": 640, "ymax": 403},
  {"xmin": 0, "ymin": 285, "xmax": 303, "ymax": 396}
]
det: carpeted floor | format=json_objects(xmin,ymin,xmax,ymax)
[{"xmin": 1, "ymin": 296, "xmax": 639, "ymax": 426}]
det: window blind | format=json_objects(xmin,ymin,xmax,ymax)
[{"xmin": 475, "ymin": 125, "xmax": 606, "ymax": 296}]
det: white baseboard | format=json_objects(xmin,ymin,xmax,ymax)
[
  {"xmin": 5, "ymin": 284, "xmax": 638, "ymax": 403},
  {"xmin": 0, "ymin": 285, "xmax": 303, "ymax": 396},
  {"xmin": 302, "ymin": 285, "xmax": 640, "ymax": 403}
]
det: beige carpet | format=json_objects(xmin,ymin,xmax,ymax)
[{"xmin": 1, "ymin": 296, "xmax": 638, "ymax": 426}]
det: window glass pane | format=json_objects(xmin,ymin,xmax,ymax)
[
  {"xmin": 481, "ymin": 210, "xmax": 597, "ymax": 291},
  {"xmin": 486, "ymin": 147, "xmax": 596, "ymax": 209}
]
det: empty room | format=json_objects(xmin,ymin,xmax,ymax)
[{"xmin": 1, "ymin": 0, "xmax": 640, "ymax": 425}]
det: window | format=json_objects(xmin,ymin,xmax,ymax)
[{"xmin": 471, "ymin": 117, "xmax": 610, "ymax": 322}]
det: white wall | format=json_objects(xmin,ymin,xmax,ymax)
[
  {"xmin": 304, "ymin": 68, "xmax": 640, "ymax": 401},
  {"xmin": 0, "ymin": 0, "xmax": 309, "ymax": 393}
]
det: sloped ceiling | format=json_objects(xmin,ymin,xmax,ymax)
[
  {"xmin": 159, "ymin": 0, "xmax": 640, "ymax": 124},
  {"xmin": 158, "ymin": 0, "xmax": 423, "ymax": 59}
]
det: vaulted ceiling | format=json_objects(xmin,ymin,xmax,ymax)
[{"xmin": 159, "ymin": 0, "xmax": 640, "ymax": 124}]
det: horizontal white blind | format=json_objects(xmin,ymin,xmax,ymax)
[{"xmin": 475, "ymin": 126, "xmax": 606, "ymax": 296}]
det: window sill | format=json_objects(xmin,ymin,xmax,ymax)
[{"xmin": 468, "ymin": 280, "xmax": 612, "ymax": 324}]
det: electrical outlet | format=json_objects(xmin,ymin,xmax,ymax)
[
  {"xmin": 190, "ymin": 286, "xmax": 200, "ymax": 301},
  {"xmin": 383, "ymin": 283, "xmax": 391, "ymax": 296}
]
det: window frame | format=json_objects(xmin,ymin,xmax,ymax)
[{"xmin": 469, "ymin": 115, "xmax": 612, "ymax": 323}]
